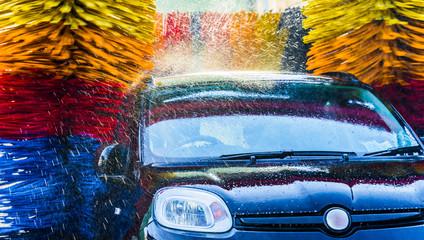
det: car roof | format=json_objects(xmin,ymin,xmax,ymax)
[{"xmin": 152, "ymin": 71, "xmax": 345, "ymax": 88}]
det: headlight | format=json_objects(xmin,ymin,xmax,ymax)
[{"xmin": 153, "ymin": 187, "xmax": 232, "ymax": 232}]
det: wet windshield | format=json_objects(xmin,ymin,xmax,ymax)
[{"xmin": 143, "ymin": 80, "xmax": 418, "ymax": 162}]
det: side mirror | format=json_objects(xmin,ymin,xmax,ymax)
[{"xmin": 95, "ymin": 144, "xmax": 137, "ymax": 190}]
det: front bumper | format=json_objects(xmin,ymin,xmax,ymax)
[{"xmin": 144, "ymin": 220, "xmax": 424, "ymax": 240}]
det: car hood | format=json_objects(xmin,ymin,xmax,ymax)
[{"xmin": 140, "ymin": 157, "xmax": 424, "ymax": 215}]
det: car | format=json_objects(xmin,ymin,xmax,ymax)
[{"xmin": 95, "ymin": 71, "xmax": 424, "ymax": 240}]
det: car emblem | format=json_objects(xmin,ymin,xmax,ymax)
[{"xmin": 324, "ymin": 207, "xmax": 351, "ymax": 232}]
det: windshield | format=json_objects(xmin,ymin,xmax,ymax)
[{"xmin": 143, "ymin": 80, "xmax": 419, "ymax": 163}]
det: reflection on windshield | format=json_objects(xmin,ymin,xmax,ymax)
[
  {"xmin": 144, "ymin": 82, "xmax": 418, "ymax": 162},
  {"xmin": 147, "ymin": 116, "xmax": 410, "ymax": 158}
]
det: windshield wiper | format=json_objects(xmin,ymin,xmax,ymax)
[
  {"xmin": 363, "ymin": 146, "xmax": 423, "ymax": 157},
  {"xmin": 213, "ymin": 151, "xmax": 357, "ymax": 164}
]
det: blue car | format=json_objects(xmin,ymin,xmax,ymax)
[{"xmin": 96, "ymin": 72, "xmax": 424, "ymax": 240}]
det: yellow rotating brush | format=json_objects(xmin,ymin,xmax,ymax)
[
  {"xmin": 0, "ymin": 0, "xmax": 156, "ymax": 87},
  {"xmin": 302, "ymin": 0, "xmax": 424, "ymax": 86}
]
